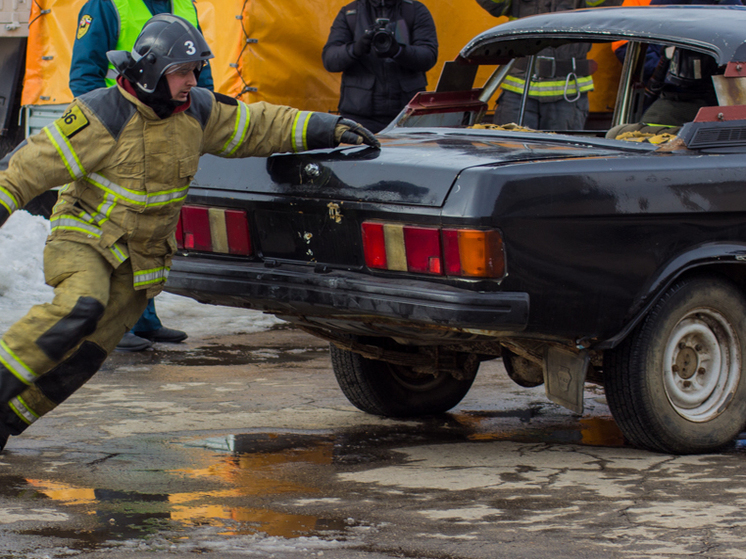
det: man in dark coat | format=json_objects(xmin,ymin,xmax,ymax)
[{"xmin": 322, "ymin": 0, "xmax": 438, "ymax": 133}]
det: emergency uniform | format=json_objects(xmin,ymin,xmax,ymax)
[
  {"xmin": 72, "ymin": 0, "xmax": 214, "ymax": 343},
  {"xmin": 70, "ymin": 0, "xmax": 213, "ymax": 96},
  {"xmin": 639, "ymin": 0, "xmax": 742, "ymax": 127},
  {"xmin": 476, "ymin": 0, "xmax": 608, "ymax": 130},
  {"xmin": 0, "ymin": 81, "xmax": 351, "ymax": 437}
]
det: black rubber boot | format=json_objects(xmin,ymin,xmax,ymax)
[
  {"xmin": 0, "ymin": 424, "xmax": 8, "ymax": 453},
  {"xmin": 0, "ymin": 403, "xmax": 29, "ymax": 453},
  {"xmin": 0, "ymin": 362, "xmax": 27, "ymax": 404}
]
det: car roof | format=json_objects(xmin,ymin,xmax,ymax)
[{"xmin": 460, "ymin": 6, "xmax": 746, "ymax": 65}]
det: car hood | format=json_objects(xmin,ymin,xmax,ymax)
[{"xmin": 192, "ymin": 128, "xmax": 643, "ymax": 208}]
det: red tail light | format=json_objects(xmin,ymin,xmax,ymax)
[
  {"xmin": 176, "ymin": 205, "xmax": 252, "ymax": 256},
  {"xmin": 361, "ymin": 221, "xmax": 505, "ymax": 279},
  {"xmin": 361, "ymin": 222, "xmax": 387, "ymax": 269},
  {"xmin": 403, "ymin": 226, "xmax": 441, "ymax": 274}
]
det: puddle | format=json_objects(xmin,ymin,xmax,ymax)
[
  {"xmin": 3, "ymin": 409, "xmax": 627, "ymax": 551},
  {"xmin": 452, "ymin": 410, "xmax": 626, "ymax": 447},
  {"xmin": 103, "ymin": 344, "xmax": 328, "ymax": 368}
]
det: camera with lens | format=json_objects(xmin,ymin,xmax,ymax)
[{"xmin": 371, "ymin": 17, "xmax": 396, "ymax": 56}]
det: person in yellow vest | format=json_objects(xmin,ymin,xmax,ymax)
[
  {"xmin": 0, "ymin": 14, "xmax": 378, "ymax": 452},
  {"xmin": 476, "ymin": 0, "xmax": 609, "ymax": 130},
  {"xmin": 70, "ymin": 0, "xmax": 213, "ymax": 351}
]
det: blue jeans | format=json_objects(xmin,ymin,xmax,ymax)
[{"xmin": 131, "ymin": 298, "xmax": 162, "ymax": 334}]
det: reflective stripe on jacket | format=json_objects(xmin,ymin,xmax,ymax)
[{"xmin": 502, "ymin": 74, "xmax": 595, "ymax": 101}]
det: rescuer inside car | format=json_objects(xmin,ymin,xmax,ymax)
[
  {"xmin": 0, "ymin": 14, "xmax": 379, "ymax": 452},
  {"xmin": 475, "ymin": 0, "xmax": 610, "ymax": 130},
  {"xmin": 322, "ymin": 0, "xmax": 438, "ymax": 133}
]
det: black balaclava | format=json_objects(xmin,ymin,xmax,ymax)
[
  {"xmin": 135, "ymin": 64, "xmax": 202, "ymax": 119},
  {"xmin": 134, "ymin": 75, "xmax": 181, "ymax": 119}
]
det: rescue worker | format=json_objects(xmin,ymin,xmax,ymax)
[
  {"xmin": 608, "ymin": 0, "xmax": 743, "ymax": 139},
  {"xmin": 638, "ymin": 0, "xmax": 742, "ymax": 127},
  {"xmin": 476, "ymin": 0, "xmax": 609, "ymax": 130},
  {"xmin": 322, "ymin": 0, "xmax": 438, "ymax": 133},
  {"xmin": 0, "ymin": 14, "xmax": 379, "ymax": 452},
  {"xmin": 70, "ymin": 0, "xmax": 215, "ymax": 352}
]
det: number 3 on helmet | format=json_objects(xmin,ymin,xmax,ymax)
[{"xmin": 106, "ymin": 14, "xmax": 214, "ymax": 93}]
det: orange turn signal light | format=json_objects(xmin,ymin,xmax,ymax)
[{"xmin": 362, "ymin": 222, "xmax": 505, "ymax": 279}]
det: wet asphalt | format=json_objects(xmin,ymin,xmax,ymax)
[{"xmin": 1, "ymin": 325, "xmax": 745, "ymax": 558}]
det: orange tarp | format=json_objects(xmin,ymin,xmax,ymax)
[{"xmin": 21, "ymin": 0, "xmax": 618, "ymax": 113}]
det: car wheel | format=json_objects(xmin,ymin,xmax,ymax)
[
  {"xmin": 604, "ymin": 275, "xmax": 746, "ymax": 454},
  {"xmin": 502, "ymin": 347, "xmax": 544, "ymax": 387},
  {"xmin": 329, "ymin": 341, "xmax": 477, "ymax": 417}
]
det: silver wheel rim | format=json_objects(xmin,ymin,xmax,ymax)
[{"xmin": 663, "ymin": 308, "xmax": 741, "ymax": 422}]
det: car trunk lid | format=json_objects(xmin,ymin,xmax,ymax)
[{"xmin": 190, "ymin": 129, "xmax": 634, "ymax": 208}]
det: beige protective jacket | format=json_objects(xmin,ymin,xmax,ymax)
[{"xmin": 0, "ymin": 84, "xmax": 340, "ymax": 297}]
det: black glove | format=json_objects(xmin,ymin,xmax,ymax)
[
  {"xmin": 352, "ymin": 30, "xmax": 374, "ymax": 58},
  {"xmin": 0, "ymin": 206, "xmax": 8, "ymax": 228},
  {"xmin": 334, "ymin": 118, "xmax": 381, "ymax": 148}
]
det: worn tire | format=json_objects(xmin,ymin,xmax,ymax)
[
  {"xmin": 329, "ymin": 341, "xmax": 477, "ymax": 417},
  {"xmin": 503, "ymin": 348, "xmax": 544, "ymax": 388},
  {"xmin": 604, "ymin": 275, "xmax": 746, "ymax": 454}
]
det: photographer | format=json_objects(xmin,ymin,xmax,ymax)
[{"xmin": 322, "ymin": 0, "xmax": 438, "ymax": 133}]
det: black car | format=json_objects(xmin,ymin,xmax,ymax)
[{"xmin": 166, "ymin": 6, "xmax": 746, "ymax": 454}]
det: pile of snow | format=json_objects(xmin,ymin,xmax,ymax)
[{"xmin": 0, "ymin": 210, "xmax": 281, "ymax": 338}]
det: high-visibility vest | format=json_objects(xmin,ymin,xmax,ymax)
[{"xmin": 105, "ymin": 0, "xmax": 200, "ymax": 86}]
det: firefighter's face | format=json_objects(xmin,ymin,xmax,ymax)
[{"xmin": 166, "ymin": 63, "xmax": 198, "ymax": 101}]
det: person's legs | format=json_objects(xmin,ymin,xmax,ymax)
[
  {"xmin": 0, "ymin": 241, "xmax": 111, "ymax": 404},
  {"xmin": 0, "ymin": 242, "xmax": 147, "ymax": 448},
  {"xmin": 133, "ymin": 299, "xmax": 161, "ymax": 332},
  {"xmin": 641, "ymin": 95, "xmax": 704, "ymax": 127},
  {"xmin": 537, "ymin": 94, "xmax": 589, "ymax": 131},
  {"xmin": 132, "ymin": 298, "xmax": 187, "ymax": 343},
  {"xmin": 493, "ymin": 91, "xmax": 541, "ymax": 129}
]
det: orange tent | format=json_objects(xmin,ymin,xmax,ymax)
[{"xmin": 21, "ymin": 0, "xmax": 618, "ymax": 114}]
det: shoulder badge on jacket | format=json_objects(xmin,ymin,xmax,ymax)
[
  {"xmin": 76, "ymin": 14, "xmax": 93, "ymax": 40},
  {"xmin": 56, "ymin": 105, "xmax": 89, "ymax": 138}
]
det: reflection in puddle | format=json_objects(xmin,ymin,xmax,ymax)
[
  {"xmin": 103, "ymin": 344, "xmax": 329, "ymax": 368},
  {"xmin": 11, "ymin": 409, "xmax": 626, "ymax": 549},
  {"xmin": 451, "ymin": 409, "xmax": 625, "ymax": 447},
  {"xmin": 19, "ymin": 434, "xmax": 345, "ymax": 546}
]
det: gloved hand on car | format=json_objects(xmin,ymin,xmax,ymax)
[{"xmin": 334, "ymin": 118, "xmax": 381, "ymax": 148}]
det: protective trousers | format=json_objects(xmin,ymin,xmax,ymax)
[
  {"xmin": 493, "ymin": 90, "xmax": 590, "ymax": 131},
  {"xmin": 0, "ymin": 240, "xmax": 148, "ymax": 434}
]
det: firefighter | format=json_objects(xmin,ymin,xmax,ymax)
[
  {"xmin": 0, "ymin": 14, "xmax": 379, "ymax": 452},
  {"xmin": 476, "ymin": 0, "xmax": 610, "ymax": 130},
  {"xmin": 71, "ymin": 0, "xmax": 216, "ymax": 352}
]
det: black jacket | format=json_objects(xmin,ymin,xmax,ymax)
[{"xmin": 322, "ymin": 0, "xmax": 438, "ymax": 126}]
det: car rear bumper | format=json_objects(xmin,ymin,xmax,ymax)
[{"xmin": 166, "ymin": 257, "xmax": 529, "ymax": 331}]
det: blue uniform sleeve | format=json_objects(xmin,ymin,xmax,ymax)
[
  {"xmin": 197, "ymin": 61, "xmax": 214, "ymax": 91},
  {"xmin": 69, "ymin": 0, "xmax": 119, "ymax": 97}
]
